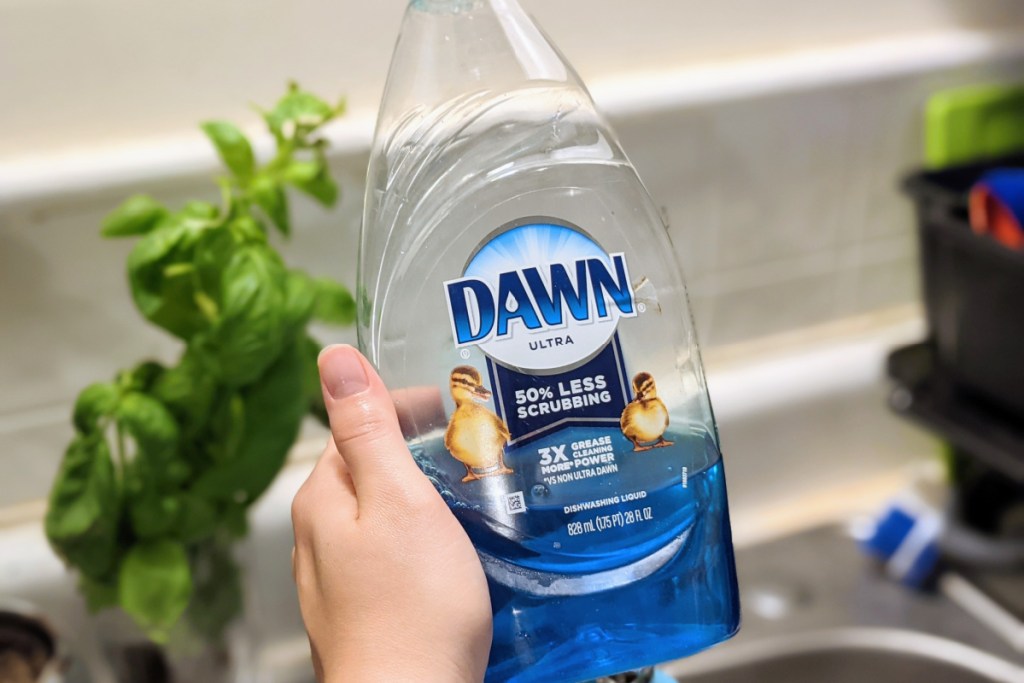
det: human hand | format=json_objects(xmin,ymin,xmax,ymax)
[{"xmin": 291, "ymin": 345, "xmax": 493, "ymax": 682}]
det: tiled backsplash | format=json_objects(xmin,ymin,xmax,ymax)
[
  {"xmin": 2, "ymin": 38, "xmax": 1022, "ymax": 508},
  {"xmin": 7, "ymin": 1, "xmax": 1024, "ymax": 160},
  {"xmin": 615, "ymin": 83, "xmax": 923, "ymax": 344}
]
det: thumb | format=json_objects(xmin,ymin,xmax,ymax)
[{"xmin": 317, "ymin": 344, "xmax": 424, "ymax": 503}]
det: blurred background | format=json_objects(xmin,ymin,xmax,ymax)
[{"xmin": 1, "ymin": 1, "xmax": 1023, "ymax": 682}]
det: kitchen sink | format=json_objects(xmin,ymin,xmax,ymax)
[
  {"xmin": 663, "ymin": 525, "xmax": 1022, "ymax": 683},
  {"xmin": 665, "ymin": 628, "xmax": 1020, "ymax": 683}
]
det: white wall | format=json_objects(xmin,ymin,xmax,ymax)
[{"xmin": 3, "ymin": 0, "xmax": 1024, "ymax": 160}]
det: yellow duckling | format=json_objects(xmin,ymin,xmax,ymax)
[
  {"xmin": 444, "ymin": 366, "xmax": 513, "ymax": 482},
  {"xmin": 620, "ymin": 372, "xmax": 674, "ymax": 452}
]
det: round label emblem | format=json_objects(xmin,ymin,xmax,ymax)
[{"xmin": 444, "ymin": 220, "xmax": 636, "ymax": 371}]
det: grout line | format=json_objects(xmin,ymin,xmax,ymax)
[
  {"xmin": 0, "ymin": 112, "xmax": 377, "ymax": 210},
  {"xmin": 703, "ymin": 304, "xmax": 923, "ymax": 371},
  {"xmin": 591, "ymin": 29, "xmax": 1024, "ymax": 118},
  {"xmin": 0, "ymin": 404, "xmax": 70, "ymax": 436},
  {"xmin": 0, "ymin": 500, "xmax": 47, "ymax": 531},
  {"xmin": 703, "ymin": 238, "xmax": 918, "ymax": 296},
  {"xmin": 3, "ymin": 29, "xmax": 1024, "ymax": 209},
  {"xmin": 728, "ymin": 466, "xmax": 920, "ymax": 548}
]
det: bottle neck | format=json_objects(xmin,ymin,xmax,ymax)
[{"xmin": 379, "ymin": 0, "xmax": 576, "ymax": 131}]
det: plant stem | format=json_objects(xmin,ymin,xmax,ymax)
[
  {"xmin": 218, "ymin": 177, "xmax": 234, "ymax": 216},
  {"xmin": 115, "ymin": 421, "xmax": 128, "ymax": 493}
]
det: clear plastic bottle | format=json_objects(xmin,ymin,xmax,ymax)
[{"xmin": 359, "ymin": 1, "xmax": 740, "ymax": 681}]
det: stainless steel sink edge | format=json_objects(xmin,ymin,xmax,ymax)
[
  {"xmin": 663, "ymin": 627, "xmax": 1023, "ymax": 683},
  {"xmin": 660, "ymin": 524, "xmax": 1023, "ymax": 683}
]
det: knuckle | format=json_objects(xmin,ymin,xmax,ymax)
[
  {"xmin": 371, "ymin": 476, "xmax": 442, "ymax": 527},
  {"xmin": 290, "ymin": 484, "xmax": 313, "ymax": 533},
  {"xmin": 403, "ymin": 477, "xmax": 442, "ymax": 510}
]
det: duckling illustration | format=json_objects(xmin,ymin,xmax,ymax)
[
  {"xmin": 620, "ymin": 371, "xmax": 674, "ymax": 452},
  {"xmin": 444, "ymin": 366, "xmax": 513, "ymax": 482}
]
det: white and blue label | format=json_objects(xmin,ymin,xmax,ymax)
[
  {"xmin": 445, "ymin": 220, "xmax": 636, "ymax": 372},
  {"xmin": 444, "ymin": 219, "xmax": 636, "ymax": 442},
  {"xmin": 487, "ymin": 335, "xmax": 632, "ymax": 444},
  {"xmin": 434, "ymin": 218, "xmax": 708, "ymax": 573}
]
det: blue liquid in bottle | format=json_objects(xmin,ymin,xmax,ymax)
[{"xmin": 360, "ymin": 2, "xmax": 740, "ymax": 680}]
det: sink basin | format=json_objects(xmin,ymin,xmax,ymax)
[
  {"xmin": 658, "ymin": 525, "xmax": 1022, "ymax": 683},
  {"xmin": 665, "ymin": 628, "xmax": 1022, "ymax": 683}
]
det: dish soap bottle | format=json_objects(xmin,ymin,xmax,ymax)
[{"xmin": 359, "ymin": 1, "xmax": 740, "ymax": 680}]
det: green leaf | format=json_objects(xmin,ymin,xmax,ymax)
[
  {"xmin": 313, "ymin": 278, "xmax": 356, "ymax": 326},
  {"xmin": 127, "ymin": 219, "xmax": 209, "ymax": 340},
  {"xmin": 45, "ymin": 434, "xmax": 120, "ymax": 580},
  {"xmin": 182, "ymin": 201, "xmax": 220, "ymax": 220},
  {"xmin": 205, "ymin": 392, "xmax": 245, "ymax": 465},
  {"xmin": 282, "ymin": 270, "xmax": 317, "ymax": 333},
  {"xmin": 80, "ymin": 575, "xmax": 119, "ymax": 613},
  {"xmin": 201, "ymin": 121, "xmax": 255, "ymax": 181},
  {"xmin": 250, "ymin": 175, "xmax": 290, "ymax": 236},
  {"xmin": 193, "ymin": 245, "xmax": 288, "ymax": 387},
  {"xmin": 193, "ymin": 341, "xmax": 306, "ymax": 504},
  {"xmin": 117, "ymin": 393, "xmax": 180, "ymax": 467},
  {"xmin": 281, "ymin": 160, "xmax": 319, "ymax": 185},
  {"xmin": 283, "ymin": 158, "xmax": 338, "ymax": 206},
  {"xmin": 227, "ymin": 215, "xmax": 267, "ymax": 243},
  {"xmin": 176, "ymin": 493, "xmax": 219, "ymax": 543},
  {"xmin": 192, "ymin": 224, "xmax": 238, "ymax": 306},
  {"xmin": 265, "ymin": 85, "xmax": 336, "ymax": 139},
  {"xmin": 152, "ymin": 350, "xmax": 217, "ymax": 437},
  {"xmin": 119, "ymin": 540, "xmax": 192, "ymax": 643},
  {"xmin": 186, "ymin": 540, "xmax": 243, "ymax": 642},
  {"xmin": 163, "ymin": 262, "xmax": 194, "ymax": 278},
  {"xmin": 128, "ymin": 361, "xmax": 166, "ymax": 393},
  {"xmin": 72, "ymin": 383, "xmax": 120, "ymax": 434},
  {"xmin": 101, "ymin": 195, "xmax": 169, "ymax": 238},
  {"xmin": 128, "ymin": 490, "xmax": 180, "ymax": 539}
]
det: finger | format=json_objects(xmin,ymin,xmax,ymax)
[
  {"xmin": 318, "ymin": 344, "xmax": 426, "ymax": 503},
  {"xmin": 291, "ymin": 439, "xmax": 357, "ymax": 541},
  {"xmin": 308, "ymin": 438, "xmax": 358, "ymax": 502}
]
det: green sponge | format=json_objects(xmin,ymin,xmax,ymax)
[{"xmin": 926, "ymin": 82, "xmax": 1024, "ymax": 168}]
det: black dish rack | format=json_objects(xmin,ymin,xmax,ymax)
[{"xmin": 890, "ymin": 154, "xmax": 1024, "ymax": 486}]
